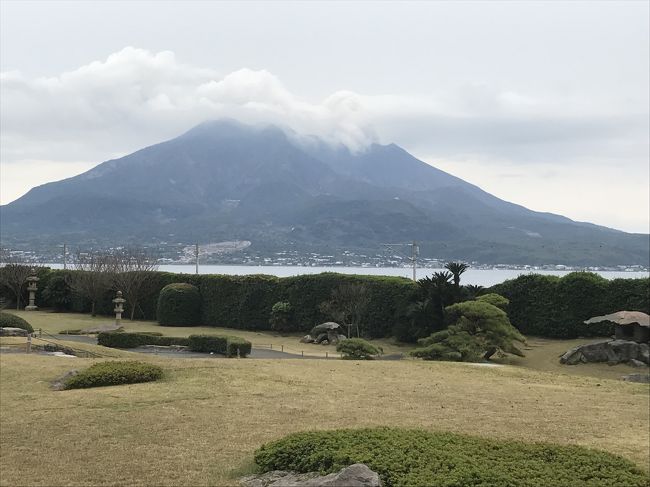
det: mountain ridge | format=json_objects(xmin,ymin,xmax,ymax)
[{"xmin": 1, "ymin": 119, "xmax": 648, "ymax": 266}]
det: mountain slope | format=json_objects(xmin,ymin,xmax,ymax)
[{"xmin": 1, "ymin": 119, "xmax": 648, "ymax": 266}]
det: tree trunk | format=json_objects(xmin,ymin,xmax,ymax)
[
  {"xmin": 91, "ymin": 301, "xmax": 96, "ymax": 317},
  {"xmin": 130, "ymin": 302, "xmax": 136, "ymax": 321}
]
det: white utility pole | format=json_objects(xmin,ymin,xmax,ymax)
[
  {"xmin": 195, "ymin": 243, "xmax": 199, "ymax": 274},
  {"xmin": 382, "ymin": 241, "xmax": 419, "ymax": 282},
  {"xmin": 62, "ymin": 243, "xmax": 67, "ymax": 270}
]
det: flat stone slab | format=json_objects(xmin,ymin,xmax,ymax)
[{"xmin": 0, "ymin": 327, "xmax": 29, "ymax": 337}]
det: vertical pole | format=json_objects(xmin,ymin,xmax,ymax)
[
  {"xmin": 195, "ymin": 243, "xmax": 199, "ymax": 275},
  {"xmin": 26, "ymin": 334, "xmax": 32, "ymax": 353},
  {"xmin": 63, "ymin": 243, "xmax": 67, "ymax": 270},
  {"xmin": 412, "ymin": 241, "xmax": 417, "ymax": 282}
]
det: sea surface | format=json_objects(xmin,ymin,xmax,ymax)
[{"xmin": 46, "ymin": 264, "xmax": 649, "ymax": 287}]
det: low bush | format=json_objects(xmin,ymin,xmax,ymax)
[
  {"xmin": 187, "ymin": 334, "xmax": 251, "ymax": 357},
  {"xmin": 254, "ymin": 428, "xmax": 649, "ymax": 487},
  {"xmin": 97, "ymin": 332, "xmax": 189, "ymax": 349},
  {"xmin": 226, "ymin": 336, "xmax": 252, "ymax": 357},
  {"xmin": 336, "ymin": 338, "xmax": 382, "ymax": 360},
  {"xmin": 157, "ymin": 283, "xmax": 202, "ymax": 326},
  {"xmin": 0, "ymin": 312, "xmax": 34, "ymax": 333},
  {"xmin": 64, "ymin": 361, "xmax": 163, "ymax": 389},
  {"xmin": 188, "ymin": 334, "xmax": 228, "ymax": 353}
]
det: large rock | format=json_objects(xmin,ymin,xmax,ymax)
[
  {"xmin": 608, "ymin": 340, "xmax": 641, "ymax": 363},
  {"xmin": 0, "ymin": 327, "xmax": 29, "ymax": 337},
  {"xmin": 310, "ymin": 322, "xmax": 341, "ymax": 337},
  {"xmin": 241, "ymin": 464, "xmax": 381, "ymax": 487},
  {"xmin": 561, "ymin": 340, "xmax": 649, "ymax": 366},
  {"xmin": 299, "ymin": 335, "xmax": 314, "ymax": 344}
]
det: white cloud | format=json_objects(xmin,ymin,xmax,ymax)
[{"xmin": 1, "ymin": 47, "xmax": 648, "ymax": 232}]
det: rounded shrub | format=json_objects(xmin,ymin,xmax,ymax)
[
  {"xmin": 0, "ymin": 312, "xmax": 34, "ymax": 333},
  {"xmin": 157, "ymin": 283, "xmax": 201, "ymax": 326},
  {"xmin": 63, "ymin": 361, "xmax": 163, "ymax": 389},
  {"xmin": 476, "ymin": 292, "xmax": 510, "ymax": 311},
  {"xmin": 254, "ymin": 428, "xmax": 649, "ymax": 487},
  {"xmin": 336, "ymin": 338, "xmax": 382, "ymax": 360}
]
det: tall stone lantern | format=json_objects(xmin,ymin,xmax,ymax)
[
  {"xmin": 112, "ymin": 291, "xmax": 126, "ymax": 327},
  {"xmin": 25, "ymin": 268, "xmax": 39, "ymax": 311}
]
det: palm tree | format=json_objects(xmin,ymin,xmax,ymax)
[
  {"xmin": 444, "ymin": 262, "xmax": 469, "ymax": 288},
  {"xmin": 464, "ymin": 284, "xmax": 484, "ymax": 299}
]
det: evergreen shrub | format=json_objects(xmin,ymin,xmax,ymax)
[
  {"xmin": 254, "ymin": 428, "xmax": 649, "ymax": 487},
  {"xmin": 336, "ymin": 338, "xmax": 382, "ymax": 360},
  {"xmin": 63, "ymin": 361, "xmax": 163, "ymax": 389},
  {"xmin": 0, "ymin": 312, "xmax": 34, "ymax": 333},
  {"xmin": 157, "ymin": 283, "xmax": 202, "ymax": 326}
]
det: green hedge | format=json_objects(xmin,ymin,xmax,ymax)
[
  {"xmin": 0, "ymin": 312, "xmax": 34, "ymax": 333},
  {"xmin": 490, "ymin": 272, "xmax": 650, "ymax": 338},
  {"xmin": 254, "ymin": 428, "xmax": 649, "ymax": 487},
  {"xmin": 187, "ymin": 334, "xmax": 251, "ymax": 357},
  {"xmin": 157, "ymin": 282, "xmax": 202, "ymax": 326},
  {"xmin": 225, "ymin": 336, "xmax": 252, "ymax": 358},
  {"xmin": 97, "ymin": 332, "xmax": 189, "ymax": 348},
  {"xmin": 63, "ymin": 361, "xmax": 163, "ymax": 389}
]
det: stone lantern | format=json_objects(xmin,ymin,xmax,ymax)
[
  {"xmin": 25, "ymin": 268, "xmax": 39, "ymax": 311},
  {"xmin": 112, "ymin": 290, "xmax": 126, "ymax": 327}
]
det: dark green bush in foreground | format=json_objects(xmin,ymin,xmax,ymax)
[
  {"xmin": 225, "ymin": 336, "xmax": 252, "ymax": 357},
  {"xmin": 64, "ymin": 361, "xmax": 163, "ymax": 389},
  {"xmin": 254, "ymin": 428, "xmax": 649, "ymax": 487},
  {"xmin": 336, "ymin": 338, "xmax": 382, "ymax": 360},
  {"xmin": 157, "ymin": 282, "xmax": 202, "ymax": 326},
  {"xmin": 0, "ymin": 312, "xmax": 34, "ymax": 333}
]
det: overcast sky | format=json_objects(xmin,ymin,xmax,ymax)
[{"xmin": 1, "ymin": 0, "xmax": 648, "ymax": 233}]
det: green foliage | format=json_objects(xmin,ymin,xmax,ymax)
[
  {"xmin": 476, "ymin": 293, "xmax": 509, "ymax": 311},
  {"xmin": 336, "ymin": 338, "xmax": 382, "ymax": 360},
  {"xmin": 491, "ymin": 273, "xmax": 650, "ymax": 338},
  {"xmin": 226, "ymin": 336, "xmax": 252, "ymax": 358},
  {"xmin": 187, "ymin": 334, "xmax": 251, "ymax": 357},
  {"xmin": 254, "ymin": 428, "xmax": 649, "ymax": 487},
  {"xmin": 411, "ymin": 301, "xmax": 526, "ymax": 362},
  {"xmin": 269, "ymin": 301, "xmax": 293, "ymax": 332},
  {"xmin": 42, "ymin": 272, "xmax": 73, "ymax": 311},
  {"xmin": 0, "ymin": 312, "xmax": 34, "ymax": 332},
  {"xmin": 63, "ymin": 361, "xmax": 163, "ymax": 389},
  {"xmin": 187, "ymin": 334, "xmax": 228, "ymax": 353},
  {"xmin": 157, "ymin": 283, "xmax": 202, "ymax": 326},
  {"xmin": 97, "ymin": 332, "xmax": 189, "ymax": 348}
]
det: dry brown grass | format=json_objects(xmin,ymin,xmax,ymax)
[{"xmin": 1, "ymin": 351, "xmax": 648, "ymax": 487}]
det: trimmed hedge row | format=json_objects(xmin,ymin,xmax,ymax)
[
  {"xmin": 157, "ymin": 282, "xmax": 202, "ymax": 326},
  {"xmin": 0, "ymin": 312, "xmax": 34, "ymax": 333},
  {"xmin": 254, "ymin": 428, "xmax": 649, "ymax": 487},
  {"xmin": 97, "ymin": 332, "xmax": 189, "ymax": 348},
  {"xmin": 490, "ymin": 272, "xmax": 650, "ymax": 338},
  {"xmin": 6, "ymin": 268, "xmax": 648, "ymax": 340},
  {"xmin": 63, "ymin": 361, "xmax": 163, "ymax": 389},
  {"xmin": 97, "ymin": 332, "xmax": 251, "ymax": 357},
  {"xmin": 187, "ymin": 334, "xmax": 251, "ymax": 357}
]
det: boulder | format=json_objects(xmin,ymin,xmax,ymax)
[
  {"xmin": 0, "ymin": 327, "xmax": 29, "ymax": 337},
  {"xmin": 637, "ymin": 343, "xmax": 649, "ymax": 365},
  {"xmin": 299, "ymin": 335, "xmax": 314, "ymax": 344},
  {"xmin": 315, "ymin": 333, "xmax": 329, "ymax": 344},
  {"xmin": 579, "ymin": 341, "xmax": 610, "ymax": 362},
  {"xmin": 608, "ymin": 340, "xmax": 640, "ymax": 362},
  {"xmin": 560, "ymin": 347, "xmax": 583, "ymax": 365},
  {"xmin": 241, "ymin": 464, "xmax": 381, "ymax": 487},
  {"xmin": 51, "ymin": 370, "xmax": 79, "ymax": 391},
  {"xmin": 310, "ymin": 322, "xmax": 341, "ymax": 337}
]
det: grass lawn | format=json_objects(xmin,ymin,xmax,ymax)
[{"xmin": 0, "ymin": 351, "xmax": 648, "ymax": 486}]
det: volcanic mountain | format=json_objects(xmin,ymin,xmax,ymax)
[{"xmin": 1, "ymin": 119, "xmax": 648, "ymax": 266}]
